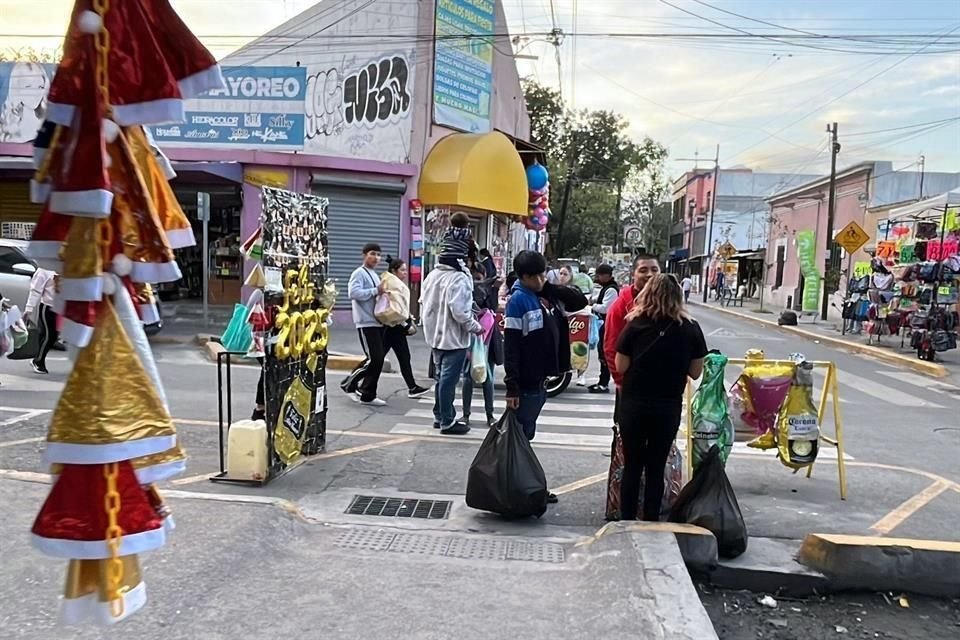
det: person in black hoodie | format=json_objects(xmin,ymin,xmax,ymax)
[{"xmin": 504, "ymin": 251, "xmax": 588, "ymax": 501}]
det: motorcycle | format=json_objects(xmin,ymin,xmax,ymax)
[{"xmin": 495, "ymin": 308, "xmax": 593, "ymax": 398}]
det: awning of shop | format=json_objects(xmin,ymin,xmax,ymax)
[
  {"xmin": 418, "ymin": 131, "xmax": 528, "ymax": 217},
  {"xmin": 889, "ymin": 188, "xmax": 960, "ymax": 221}
]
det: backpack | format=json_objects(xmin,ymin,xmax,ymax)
[
  {"xmin": 778, "ymin": 310, "xmax": 798, "ymax": 326},
  {"xmin": 918, "ymin": 262, "xmax": 941, "ymax": 283}
]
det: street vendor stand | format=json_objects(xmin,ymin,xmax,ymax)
[{"xmin": 212, "ymin": 186, "xmax": 333, "ymax": 486}]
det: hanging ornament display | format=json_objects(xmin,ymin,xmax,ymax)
[
  {"xmin": 524, "ymin": 163, "xmax": 552, "ymax": 232},
  {"xmin": 26, "ymin": 0, "xmax": 223, "ymax": 625}
]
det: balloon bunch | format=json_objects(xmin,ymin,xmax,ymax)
[{"xmin": 525, "ymin": 162, "xmax": 551, "ymax": 231}]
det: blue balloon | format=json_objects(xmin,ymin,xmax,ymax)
[{"xmin": 526, "ymin": 162, "xmax": 549, "ymax": 190}]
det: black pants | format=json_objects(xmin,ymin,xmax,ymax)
[
  {"xmin": 255, "ymin": 357, "xmax": 265, "ymax": 407},
  {"xmin": 597, "ymin": 323, "xmax": 611, "ymax": 387},
  {"xmin": 383, "ymin": 324, "xmax": 416, "ymax": 390},
  {"xmin": 340, "ymin": 326, "xmax": 386, "ymax": 401},
  {"xmin": 34, "ymin": 303, "xmax": 59, "ymax": 369},
  {"xmin": 619, "ymin": 408, "xmax": 681, "ymax": 521}
]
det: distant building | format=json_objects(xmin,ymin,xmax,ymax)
[{"xmin": 763, "ymin": 161, "xmax": 960, "ymax": 317}]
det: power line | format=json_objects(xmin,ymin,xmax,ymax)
[{"xmin": 842, "ymin": 117, "xmax": 960, "ymax": 137}]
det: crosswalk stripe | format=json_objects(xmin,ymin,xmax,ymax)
[
  {"xmin": 875, "ymin": 371, "xmax": 960, "ymax": 399},
  {"xmin": 833, "ymin": 370, "xmax": 944, "ymax": 408},
  {"xmin": 390, "ymin": 424, "xmax": 612, "ymax": 447},
  {"xmin": 403, "ymin": 408, "xmax": 613, "ymax": 428},
  {"xmin": 416, "ymin": 399, "xmax": 616, "ymax": 414}
]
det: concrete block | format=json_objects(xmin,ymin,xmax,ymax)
[
  {"xmin": 710, "ymin": 537, "xmax": 829, "ymax": 596},
  {"xmin": 799, "ymin": 533, "xmax": 960, "ymax": 597}
]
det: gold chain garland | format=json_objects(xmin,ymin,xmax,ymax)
[
  {"xmin": 91, "ymin": 0, "xmax": 124, "ymax": 619},
  {"xmin": 102, "ymin": 462, "xmax": 124, "ymax": 617}
]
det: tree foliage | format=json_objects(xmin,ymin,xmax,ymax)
[{"xmin": 522, "ymin": 79, "xmax": 667, "ymax": 260}]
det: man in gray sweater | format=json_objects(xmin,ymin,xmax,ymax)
[
  {"xmin": 421, "ymin": 263, "xmax": 483, "ymax": 434},
  {"xmin": 341, "ymin": 243, "xmax": 388, "ymax": 406}
]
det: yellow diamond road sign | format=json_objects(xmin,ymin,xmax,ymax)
[{"xmin": 835, "ymin": 221, "xmax": 870, "ymax": 254}]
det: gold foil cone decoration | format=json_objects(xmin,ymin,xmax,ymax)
[
  {"xmin": 125, "ymin": 126, "xmax": 194, "ymax": 248},
  {"xmin": 59, "ymin": 218, "xmax": 104, "ymax": 284},
  {"xmin": 244, "ymin": 263, "xmax": 266, "ymax": 289},
  {"xmin": 61, "ymin": 556, "xmax": 145, "ymax": 625},
  {"xmin": 45, "ymin": 302, "xmax": 175, "ymax": 457}
]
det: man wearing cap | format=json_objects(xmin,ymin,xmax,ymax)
[{"xmin": 588, "ymin": 264, "xmax": 619, "ymax": 394}]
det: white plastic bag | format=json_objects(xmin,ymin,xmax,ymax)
[{"xmin": 470, "ymin": 336, "xmax": 487, "ymax": 384}]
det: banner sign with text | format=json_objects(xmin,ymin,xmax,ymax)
[
  {"xmin": 795, "ymin": 230, "xmax": 821, "ymax": 313},
  {"xmin": 150, "ymin": 66, "xmax": 307, "ymax": 150},
  {"xmin": 432, "ymin": 0, "xmax": 494, "ymax": 133}
]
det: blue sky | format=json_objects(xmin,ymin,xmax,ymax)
[{"xmin": 2, "ymin": 0, "xmax": 958, "ymax": 179}]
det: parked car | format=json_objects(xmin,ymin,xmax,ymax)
[{"xmin": 0, "ymin": 239, "xmax": 162, "ymax": 336}]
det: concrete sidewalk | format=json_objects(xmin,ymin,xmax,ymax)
[
  {"xmin": 0, "ymin": 478, "xmax": 718, "ymax": 639},
  {"xmin": 690, "ymin": 297, "xmax": 958, "ymax": 380}
]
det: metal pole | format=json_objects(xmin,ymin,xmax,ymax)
[
  {"xmin": 842, "ymin": 253, "xmax": 852, "ymax": 335},
  {"xmin": 821, "ymin": 123, "xmax": 840, "ymax": 321},
  {"xmin": 198, "ymin": 192, "xmax": 211, "ymax": 327},
  {"xmin": 702, "ymin": 144, "xmax": 720, "ymax": 303}
]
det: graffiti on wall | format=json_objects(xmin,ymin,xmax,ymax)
[
  {"xmin": 301, "ymin": 52, "xmax": 414, "ymax": 163},
  {"xmin": 304, "ymin": 55, "xmax": 411, "ymax": 137}
]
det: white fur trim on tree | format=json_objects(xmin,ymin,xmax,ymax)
[
  {"xmin": 76, "ymin": 10, "xmax": 103, "ymax": 34},
  {"xmin": 49, "ymin": 189, "xmax": 113, "ymax": 217},
  {"xmin": 111, "ymin": 254, "xmax": 133, "ymax": 277},
  {"xmin": 101, "ymin": 118, "xmax": 120, "ymax": 143},
  {"xmin": 130, "ymin": 261, "xmax": 182, "ymax": 285},
  {"xmin": 43, "ymin": 435, "xmax": 177, "ymax": 466},
  {"xmin": 32, "ymin": 527, "xmax": 165, "ymax": 560},
  {"xmin": 59, "ymin": 581, "xmax": 146, "ymax": 626}
]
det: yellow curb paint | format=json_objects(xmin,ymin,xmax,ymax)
[
  {"xmin": 804, "ymin": 532, "xmax": 960, "ymax": 553},
  {"xmin": 552, "ymin": 472, "xmax": 607, "ymax": 496},
  {"xmin": 869, "ymin": 480, "xmax": 952, "ymax": 535},
  {"xmin": 691, "ymin": 301, "xmax": 948, "ymax": 378},
  {"xmin": 0, "ymin": 436, "xmax": 44, "ymax": 449}
]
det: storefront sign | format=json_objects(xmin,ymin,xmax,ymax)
[
  {"xmin": 432, "ymin": 0, "xmax": 495, "ymax": 133},
  {"xmin": 150, "ymin": 66, "xmax": 307, "ymax": 150},
  {"xmin": 260, "ymin": 187, "xmax": 330, "ymax": 472},
  {"xmin": 795, "ymin": 230, "xmax": 820, "ymax": 313},
  {"xmin": 244, "ymin": 168, "xmax": 289, "ymax": 188}
]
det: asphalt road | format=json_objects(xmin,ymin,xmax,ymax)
[{"xmin": 2, "ymin": 306, "xmax": 959, "ymax": 637}]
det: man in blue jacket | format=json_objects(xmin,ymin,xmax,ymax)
[
  {"xmin": 504, "ymin": 251, "xmax": 587, "ymax": 503},
  {"xmin": 341, "ymin": 243, "xmax": 388, "ymax": 406}
]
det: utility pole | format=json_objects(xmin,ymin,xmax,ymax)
[
  {"xmin": 702, "ymin": 144, "xmax": 720, "ymax": 303},
  {"xmin": 821, "ymin": 122, "xmax": 841, "ymax": 321},
  {"xmin": 919, "ymin": 154, "xmax": 926, "ymax": 199},
  {"xmin": 613, "ymin": 178, "xmax": 624, "ymax": 252}
]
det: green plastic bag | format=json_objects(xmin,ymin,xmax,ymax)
[
  {"xmin": 691, "ymin": 351, "xmax": 734, "ymax": 470},
  {"xmin": 220, "ymin": 304, "xmax": 253, "ymax": 353}
]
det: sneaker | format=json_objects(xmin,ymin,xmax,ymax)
[
  {"xmin": 407, "ymin": 385, "xmax": 431, "ymax": 399},
  {"xmin": 486, "ymin": 415, "xmax": 497, "ymax": 427},
  {"xmin": 575, "ymin": 376, "xmax": 587, "ymax": 387},
  {"xmin": 251, "ymin": 408, "xmax": 266, "ymax": 421},
  {"xmin": 359, "ymin": 397, "xmax": 387, "ymax": 407},
  {"xmin": 433, "ymin": 422, "xmax": 441, "ymax": 430},
  {"xmin": 588, "ymin": 384, "xmax": 609, "ymax": 394},
  {"xmin": 31, "ymin": 362, "xmax": 48, "ymax": 375},
  {"xmin": 440, "ymin": 421, "xmax": 471, "ymax": 435},
  {"xmin": 546, "ymin": 492, "xmax": 559, "ymax": 504}
]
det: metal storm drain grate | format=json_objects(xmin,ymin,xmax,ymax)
[
  {"xmin": 346, "ymin": 495, "xmax": 451, "ymax": 520},
  {"xmin": 333, "ymin": 529, "xmax": 566, "ymax": 564}
]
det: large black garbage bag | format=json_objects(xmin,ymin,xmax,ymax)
[
  {"xmin": 668, "ymin": 445, "xmax": 748, "ymax": 559},
  {"xmin": 466, "ymin": 410, "xmax": 549, "ymax": 518}
]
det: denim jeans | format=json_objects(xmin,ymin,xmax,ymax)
[
  {"xmin": 515, "ymin": 386, "xmax": 547, "ymax": 440},
  {"xmin": 432, "ymin": 348, "xmax": 469, "ymax": 427},
  {"xmin": 462, "ymin": 360, "xmax": 495, "ymax": 421}
]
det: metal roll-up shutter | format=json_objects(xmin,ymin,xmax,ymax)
[
  {"xmin": 0, "ymin": 181, "xmax": 42, "ymax": 223},
  {"xmin": 316, "ymin": 184, "xmax": 402, "ymax": 310}
]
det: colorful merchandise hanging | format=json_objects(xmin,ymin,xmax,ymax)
[
  {"xmin": 26, "ymin": 0, "xmax": 223, "ymax": 625},
  {"xmin": 525, "ymin": 162, "xmax": 551, "ymax": 231}
]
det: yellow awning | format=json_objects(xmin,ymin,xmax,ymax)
[{"xmin": 418, "ymin": 131, "xmax": 528, "ymax": 217}]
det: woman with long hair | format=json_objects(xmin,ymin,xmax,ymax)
[
  {"xmin": 382, "ymin": 258, "xmax": 430, "ymax": 398},
  {"xmin": 614, "ymin": 274, "xmax": 707, "ymax": 521}
]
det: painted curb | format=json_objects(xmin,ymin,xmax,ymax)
[
  {"xmin": 690, "ymin": 300, "xmax": 949, "ymax": 378},
  {"xmin": 584, "ymin": 521, "xmax": 719, "ymax": 571},
  {"xmin": 202, "ymin": 340, "xmax": 366, "ymax": 371},
  {"xmin": 799, "ymin": 533, "xmax": 960, "ymax": 597}
]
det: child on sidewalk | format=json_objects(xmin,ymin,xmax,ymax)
[{"xmin": 437, "ymin": 212, "xmax": 477, "ymax": 272}]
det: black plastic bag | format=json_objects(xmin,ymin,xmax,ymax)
[
  {"xmin": 669, "ymin": 445, "xmax": 748, "ymax": 559},
  {"xmin": 466, "ymin": 410, "xmax": 548, "ymax": 518},
  {"xmin": 8, "ymin": 326, "xmax": 40, "ymax": 361}
]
